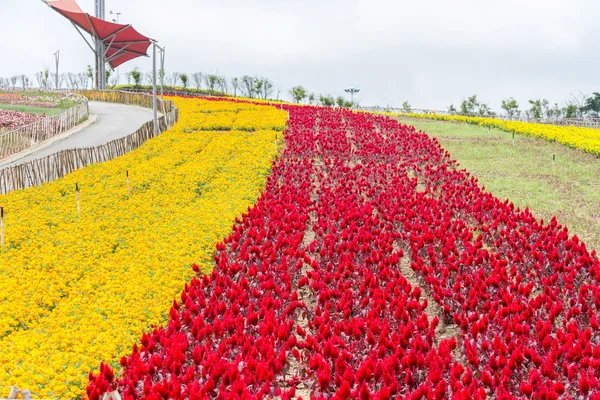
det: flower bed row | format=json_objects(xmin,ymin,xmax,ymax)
[
  {"xmin": 0, "ymin": 97, "xmax": 287, "ymax": 398},
  {"xmin": 0, "ymin": 108, "xmax": 44, "ymax": 129},
  {"xmin": 401, "ymin": 112, "xmax": 600, "ymax": 157},
  {"xmin": 88, "ymin": 100, "xmax": 600, "ymax": 398}
]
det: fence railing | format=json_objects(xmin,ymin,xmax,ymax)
[
  {"xmin": 0, "ymin": 91, "xmax": 178, "ymax": 195},
  {"xmin": 0, "ymin": 96, "xmax": 89, "ymax": 160}
]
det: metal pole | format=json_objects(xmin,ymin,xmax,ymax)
[
  {"xmin": 94, "ymin": 0, "xmax": 99, "ymax": 89},
  {"xmin": 95, "ymin": 0, "xmax": 106, "ymax": 90},
  {"xmin": 160, "ymin": 46, "xmax": 165, "ymax": 99},
  {"xmin": 152, "ymin": 41, "xmax": 158, "ymax": 135},
  {"xmin": 54, "ymin": 50, "xmax": 60, "ymax": 90}
]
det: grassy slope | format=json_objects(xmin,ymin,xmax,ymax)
[{"xmin": 399, "ymin": 117, "xmax": 600, "ymax": 253}]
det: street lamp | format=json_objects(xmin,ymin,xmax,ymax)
[
  {"xmin": 54, "ymin": 50, "xmax": 60, "ymax": 90},
  {"xmin": 110, "ymin": 10, "xmax": 121, "ymax": 85},
  {"xmin": 109, "ymin": 10, "xmax": 121, "ymax": 23},
  {"xmin": 344, "ymin": 87, "xmax": 360, "ymax": 104}
]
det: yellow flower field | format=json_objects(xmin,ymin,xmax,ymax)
[
  {"xmin": 401, "ymin": 112, "xmax": 600, "ymax": 156},
  {"xmin": 0, "ymin": 97, "xmax": 287, "ymax": 398}
]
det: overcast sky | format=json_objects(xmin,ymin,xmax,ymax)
[{"xmin": 1, "ymin": 0, "xmax": 599, "ymax": 110}]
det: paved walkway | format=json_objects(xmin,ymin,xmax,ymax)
[{"xmin": 0, "ymin": 101, "xmax": 153, "ymax": 169}]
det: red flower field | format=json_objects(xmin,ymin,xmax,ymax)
[{"xmin": 88, "ymin": 101, "xmax": 600, "ymax": 399}]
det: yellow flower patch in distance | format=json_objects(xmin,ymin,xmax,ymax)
[
  {"xmin": 401, "ymin": 112, "xmax": 600, "ymax": 156},
  {"xmin": 0, "ymin": 97, "xmax": 287, "ymax": 398}
]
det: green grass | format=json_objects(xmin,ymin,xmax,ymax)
[
  {"xmin": 399, "ymin": 117, "xmax": 600, "ymax": 253},
  {"xmin": 0, "ymin": 103, "xmax": 68, "ymax": 116}
]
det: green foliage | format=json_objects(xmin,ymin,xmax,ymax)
[
  {"xmin": 334, "ymin": 95, "xmax": 353, "ymax": 108},
  {"xmin": 402, "ymin": 101, "xmax": 411, "ymax": 113},
  {"xmin": 130, "ymin": 67, "xmax": 142, "ymax": 88},
  {"xmin": 583, "ymin": 92, "xmax": 600, "ymax": 116},
  {"xmin": 207, "ymin": 75, "xmax": 219, "ymax": 95},
  {"xmin": 319, "ymin": 94, "xmax": 335, "ymax": 106},
  {"xmin": 528, "ymin": 98, "xmax": 549, "ymax": 119},
  {"xmin": 501, "ymin": 98, "xmax": 519, "ymax": 118},
  {"xmin": 460, "ymin": 95, "xmax": 479, "ymax": 115},
  {"xmin": 564, "ymin": 104, "xmax": 578, "ymax": 118},
  {"xmin": 180, "ymin": 73, "xmax": 188, "ymax": 89},
  {"xmin": 290, "ymin": 86, "xmax": 307, "ymax": 103}
]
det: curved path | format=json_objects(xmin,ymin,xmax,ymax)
[{"xmin": 0, "ymin": 101, "xmax": 153, "ymax": 169}]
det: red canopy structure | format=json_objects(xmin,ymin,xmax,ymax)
[{"xmin": 44, "ymin": 0, "xmax": 152, "ymax": 88}]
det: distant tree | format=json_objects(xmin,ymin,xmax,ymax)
[
  {"xmin": 319, "ymin": 94, "xmax": 335, "ymax": 106},
  {"xmin": 180, "ymin": 73, "xmax": 188, "ymax": 89},
  {"xmin": 478, "ymin": 103, "xmax": 494, "ymax": 116},
  {"xmin": 240, "ymin": 75, "xmax": 255, "ymax": 98},
  {"xmin": 583, "ymin": 92, "xmax": 600, "ymax": 116},
  {"xmin": 59, "ymin": 73, "xmax": 66, "ymax": 89},
  {"xmin": 67, "ymin": 73, "xmax": 78, "ymax": 90},
  {"xmin": 290, "ymin": 86, "xmax": 307, "ymax": 103},
  {"xmin": 402, "ymin": 101, "xmax": 411, "ymax": 113},
  {"xmin": 564, "ymin": 103, "xmax": 578, "ymax": 118},
  {"xmin": 204, "ymin": 74, "xmax": 219, "ymax": 95},
  {"xmin": 336, "ymin": 95, "xmax": 353, "ymax": 108},
  {"xmin": 252, "ymin": 78, "xmax": 263, "ymax": 98},
  {"xmin": 217, "ymin": 76, "xmax": 229, "ymax": 94},
  {"xmin": 460, "ymin": 95, "xmax": 480, "ymax": 115},
  {"xmin": 501, "ymin": 98, "xmax": 520, "ymax": 118},
  {"xmin": 260, "ymin": 78, "xmax": 274, "ymax": 99},
  {"xmin": 144, "ymin": 72, "xmax": 153, "ymax": 86},
  {"xmin": 130, "ymin": 67, "xmax": 142, "ymax": 87},
  {"xmin": 547, "ymin": 103, "xmax": 562, "ymax": 119},
  {"xmin": 308, "ymin": 93, "xmax": 316, "ymax": 104},
  {"xmin": 105, "ymin": 69, "xmax": 112, "ymax": 87},
  {"xmin": 43, "ymin": 68, "xmax": 50, "ymax": 89},
  {"xmin": 528, "ymin": 99, "xmax": 549, "ymax": 119},
  {"xmin": 50, "ymin": 73, "xmax": 59, "ymax": 89},
  {"xmin": 171, "ymin": 72, "xmax": 180, "ymax": 87},
  {"xmin": 230, "ymin": 77, "xmax": 239, "ymax": 96},
  {"xmin": 20, "ymin": 74, "xmax": 29, "ymax": 89},
  {"xmin": 447, "ymin": 104, "xmax": 457, "ymax": 115},
  {"xmin": 10, "ymin": 76, "xmax": 18, "ymax": 90},
  {"xmin": 158, "ymin": 68, "xmax": 166, "ymax": 84},
  {"xmin": 87, "ymin": 65, "xmax": 94, "ymax": 88},
  {"xmin": 192, "ymin": 72, "xmax": 203, "ymax": 90},
  {"xmin": 79, "ymin": 72, "xmax": 88, "ymax": 89},
  {"xmin": 35, "ymin": 71, "xmax": 44, "ymax": 88}
]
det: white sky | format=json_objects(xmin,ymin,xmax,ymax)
[{"xmin": 1, "ymin": 0, "xmax": 598, "ymax": 111}]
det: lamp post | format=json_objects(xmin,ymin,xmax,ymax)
[
  {"xmin": 152, "ymin": 41, "xmax": 158, "ymax": 135},
  {"xmin": 158, "ymin": 46, "xmax": 165, "ymax": 99},
  {"xmin": 94, "ymin": 0, "xmax": 106, "ymax": 90},
  {"xmin": 54, "ymin": 50, "xmax": 60, "ymax": 90},
  {"xmin": 110, "ymin": 10, "xmax": 121, "ymax": 85},
  {"xmin": 344, "ymin": 87, "xmax": 360, "ymax": 105},
  {"xmin": 152, "ymin": 42, "xmax": 166, "ymax": 133}
]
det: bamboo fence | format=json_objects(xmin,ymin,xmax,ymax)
[
  {"xmin": 0, "ymin": 97, "xmax": 89, "ymax": 159},
  {"xmin": 0, "ymin": 91, "xmax": 178, "ymax": 194}
]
